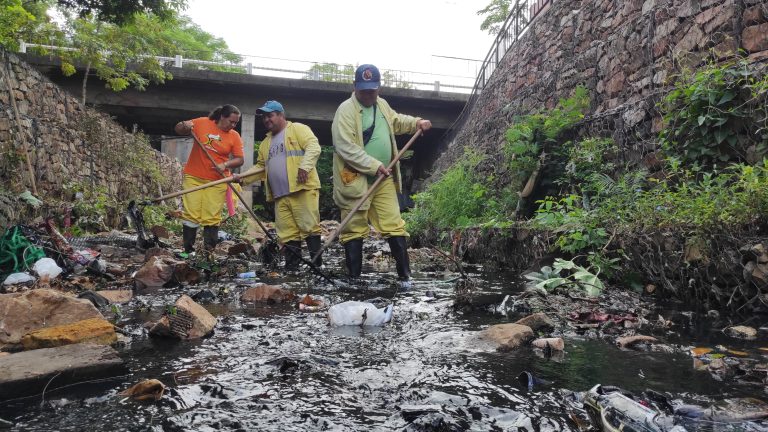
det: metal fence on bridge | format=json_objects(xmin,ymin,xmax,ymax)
[
  {"xmin": 18, "ymin": 41, "xmax": 476, "ymax": 93},
  {"xmin": 439, "ymin": 0, "xmax": 552, "ymax": 146}
]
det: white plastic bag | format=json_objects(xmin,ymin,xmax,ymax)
[
  {"xmin": 328, "ymin": 301, "xmax": 393, "ymax": 326},
  {"xmin": 2, "ymin": 272, "xmax": 35, "ymax": 285},
  {"xmin": 32, "ymin": 257, "xmax": 63, "ymax": 280}
]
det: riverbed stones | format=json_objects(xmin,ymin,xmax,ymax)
[
  {"xmin": 21, "ymin": 318, "xmax": 116, "ymax": 350},
  {"xmin": 726, "ymin": 325, "xmax": 758, "ymax": 340},
  {"xmin": 240, "ymin": 285, "xmax": 296, "ymax": 303},
  {"xmin": 0, "ymin": 288, "xmax": 104, "ymax": 346},
  {"xmin": 134, "ymin": 255, "xmax": 177, "ymax": 289},
  {"xmin": 531, "ymin": 337, "xmax": 565, "ymax": 351},
  {"xmin": 0, "ymin": 343, "xmax": 125, "ymax": 400},
  {"xmin": 515, "ymin": 313, "xmax": 556, "ymax": 331},
  {"xmin": 616, "ymin": 335, "xmax": 658, "ymax": 349},
  {"xmin": 147, "ymin": 295, "xmax": 216, "ymax": 339},
  {"xmin": 96, "ymin": 289, "xmax": 133, "ymax": 304},
  {"xmin": 479, "ymin": 323, "xmax": 534, "ymax": 351}
]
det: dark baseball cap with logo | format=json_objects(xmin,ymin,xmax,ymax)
[{"xmin": 354, "ymin": 64, "xmax": 381, "ymax": 90}]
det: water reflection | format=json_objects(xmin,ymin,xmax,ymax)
[{"xmin": 2, "ymin": 266, "xmax": 767, "ymax": 431}]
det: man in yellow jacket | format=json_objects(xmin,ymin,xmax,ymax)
[
  {"xmin": 240, "ymin": 100, "xmax": 323, "ymax": 270},
  {"xmin": 331, "ymin": 64, "xmax": 432, "ymax": 288}
]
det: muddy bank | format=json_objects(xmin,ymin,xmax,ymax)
[{"xmin": 414, "ymin": 224, "xmax": 768, "ymax": 317}]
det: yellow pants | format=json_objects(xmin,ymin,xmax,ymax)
[
  {"xmin": 275, "ymin": 189, "xmax": 322, "ymax": 242},
  {"xmin": 181, "ymin": 174, "xmax": 227, "ymax": 227},
  {"xmin": 339, "ymin": 177, "xmax": 408, "ymax": 243}
]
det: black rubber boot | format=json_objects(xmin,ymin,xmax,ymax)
[
  {"xmin": 343, "ymin": 239, "xmax": 363, "ymax": 278},
  {"xmin": 284, "ymin": 240, "xmax": 302, "ymax": 271},
  {"xmin": 182, "ymin": 225, "xmax": 197, "ymax": 253},
  {"xmin": 388, "ymin": 236, "xmax": 412, "ymax": 288},
  {"xmin": 305, "ymin": 235, "xmax": 323, "ymax": 267},
  {"xmin": 203, "ymin": 226, "xmax": 219, "ymax": 251}
]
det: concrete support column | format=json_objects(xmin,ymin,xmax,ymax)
[{"xmin": 239, "ymin": 112, "xmax": 256, "ymax": 210}]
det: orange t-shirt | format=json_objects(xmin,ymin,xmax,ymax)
[{"xmin": 183, "ymin": 117, "xmax": 245, "ymax": 180}]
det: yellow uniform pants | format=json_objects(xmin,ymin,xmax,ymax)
[
  {"xmin": 275, "ymin": 189, "xmax": 322, "ymax": 242},
  {"xmin": 181, "ymin": 174, "xmax": 227, "ymax": 227},
  {"xmin": 339, "ymin": 177, "xmax": 408, "ymax": 243}
]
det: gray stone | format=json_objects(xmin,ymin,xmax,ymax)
[{"xmin": 0, "ymin": 343, "xmax": 125, "ymax": 400}]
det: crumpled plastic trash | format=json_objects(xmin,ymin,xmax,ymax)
[
  {"xmin": 328, "ymin": 301, "xmax": 393, "ymax": 326},
  {"xmin": 2, "ymin": 272, "xmax": 35, "ymax": 285},
  {"xmin": 32, "ymin": 257, "xmax": 63, "ymax": 280},
  {"xmin": 17, "ymin": 190, "xmax": 42, "ymax": 208}
]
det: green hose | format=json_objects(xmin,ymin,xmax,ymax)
[{"xmin": 0, "ymin": 226, "xmax": 46, "ymax": 278}]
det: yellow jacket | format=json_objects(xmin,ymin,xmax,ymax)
[
  {"xmin": 244, "ymin": 121, "xmax": 321, "ymax": 202},
  {"xmin": 331, "ymin": 93, "xmax": 419, "ymax": 210}
]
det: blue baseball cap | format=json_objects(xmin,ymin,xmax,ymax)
[
  {"xmin": 256, "ymin": 100, "xmax": 284, "ymax": 114},
  {"xmin": 354, "ymin": 64, "xmax": 381, "ymax": 90}
]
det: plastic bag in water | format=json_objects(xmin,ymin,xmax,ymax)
[
  {"xmin": 328, "ymin": 301, "xmax": 393, "ymax": 326},
  {"xmin": 32, "ymin": 257, "xmax": 63, "ymax": 280}
]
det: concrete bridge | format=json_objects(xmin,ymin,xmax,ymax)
[{"xmin": 21, "ymin": 53, "xmax": 469, "ymax": 182}]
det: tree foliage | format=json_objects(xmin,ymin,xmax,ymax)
[
  {"xmin": 304, "ymin": 63, "xmax": 355, "ymax": 82},
  {"xmin": 0, "ymin": 0, "xmax": 62, "ymax": 51},
  {"xmin": 53, "ymin": 0, "xmax": 186, "ymax": 25},
  {"xmin": 477, "ymin": 0, "xmax": 529, "ymax": 36},
  {"xmin": 477, "ymin": 0, "xmax": 510, "ymax": 35},
  {"xmin": 46, "ymin": 7, "xmax": 240, "ymax": 104}
]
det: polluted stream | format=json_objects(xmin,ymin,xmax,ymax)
[{"xmin": 2, "ymin": 241, "xmax": 768, "ymax": 431}]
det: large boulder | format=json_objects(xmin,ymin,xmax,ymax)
[
  {"xmin": 0, "ymin": 289, "xmax": 103, "ymax": 345},
  {"xmin": 479, "ymin": 323, "xmax": 534, "ymax": 351},
  {"xmin": 21, "ymin": 318, "xmax": 116, "ymax": 350},
  {"xmin": 147, "ymin": 295, "xmax": 216, "ymax": 339}
]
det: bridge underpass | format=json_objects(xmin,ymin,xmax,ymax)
[{"xmin": 22, "ymin": 53, "xmax": 468, "ymax": 209}]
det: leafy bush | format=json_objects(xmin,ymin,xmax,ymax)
[
  {"xmin": 405, "ymin": 149, "xmax": 494, "ymax": 234},
  {"xmin": 533, "ymin": 195, "xmax": 608, "ymax": 253},
  {"xmin": 524, "ymin": 258, "xmax": 605, "ymax": 297},
  {"xmin": 660, "ymin": 59, "xmax": 768, "ymax": 166}
]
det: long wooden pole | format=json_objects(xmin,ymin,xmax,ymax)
[
  {"xmin": 313, "ymin": 129, "xmax": 422, "ymax": 262},
  {"xmin": 151, "ymin": 167, "xmax": 263, "ymax": 203},
  {"xmin": 187, "ymin": 129, "xmax": 335, "ymax": 284}
]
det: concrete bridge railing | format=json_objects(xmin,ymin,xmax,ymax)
[{"xmin": 18, "ymin": 41, "xmax": 475, "ymax": 93}]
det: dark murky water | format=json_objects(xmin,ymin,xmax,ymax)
[{"xmin": 2, "ymin": 246, "xmax": 768, "ymax": 431}]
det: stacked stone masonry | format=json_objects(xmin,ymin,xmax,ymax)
[
  {"xmin": 432, "ymin": 0, "xmax": 768, "ymax": 175},
  {"xmin": 0, "ymin": 48, "xmax": 182, "ymax": 199}
]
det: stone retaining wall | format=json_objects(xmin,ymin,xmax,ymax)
[
  {"xmin": 0, "ymin": 48, "xmax": 181, "ymax": 200},
  {"xmin": 431, "ymin": 0, "xmax": 768, "ymax": 175}
]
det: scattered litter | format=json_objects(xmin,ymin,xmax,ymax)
[
  {"xmin": 32, "ymin": 257, "xmax": 63, "ymax": 280},
  {"xmin": 328, "ymin": 301, "xmax": 393, "ymax": 326},
  {"xmin": 2, "ymin": 272, "xmax": 34, "ymax": 286}
]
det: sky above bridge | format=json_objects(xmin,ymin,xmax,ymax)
[{"xmin": 184, "ymin": 0, "xmax": 495, "ymax": 84}]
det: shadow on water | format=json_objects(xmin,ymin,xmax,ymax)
[{"xmin": 2, "ymin": 262, "xmax": 767, "ymax": 431}]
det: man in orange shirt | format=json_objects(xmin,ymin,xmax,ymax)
[{"xmin": 174, "ymin": 105, "xmax": 244, "ymax": 253}]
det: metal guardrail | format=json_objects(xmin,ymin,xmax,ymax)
[
  {"xmin": 18, "ymin": 41, "xmax": 475, "ymax": 93},
  {"xmin": 440, "ymin": 0, "xmax": 552, "ymax": 147}
]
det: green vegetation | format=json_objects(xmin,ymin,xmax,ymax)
[
  {"xmin": 524, "ymin": 258, "xmax": 605, "ymax": 297},
  {"xmin": 660, "ymin": 59, "xmax": 768, "ymax": 166},
  {"xmin": 405, "ymin": 85, "xmax": 589, "ymax": 232},
  {"xmin": 304, "ymin": 63, "xmax": 354, "ymax": 83},
  {"xmin": 406, "ymin": 149, "xmax": 495, "ymax": 234},
  {"xmin": 407, "ymin": 60, "xmax": 768, "ymax": 295},
  {"xmin": 9, "ymin": 2, "xmax": 239, "ymax": 104},
  {"xmin": 477, "ymin": 0, "xmax": 529, "ymax": 35}
]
